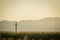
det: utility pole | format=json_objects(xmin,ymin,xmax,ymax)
[
  {"xmin": 15, "ymin": 22, "xmax": 17, "ymax": 33},
  {"xmin": 15, "ymin": 22, "xmax": 17, "ymax": 40}
]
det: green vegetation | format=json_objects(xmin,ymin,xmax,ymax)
[{"xmin": 0, "ymin": 32, "xmax": 60, "ymax": 40}]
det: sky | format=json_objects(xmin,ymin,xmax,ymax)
[{"xmin": 0, "ymin": 0, "xmax": 60, "ymax": 21}]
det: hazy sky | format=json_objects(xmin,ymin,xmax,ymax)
[{"xmin": 0, "ymin": 0, "xmax": 60, "ymax": 21}]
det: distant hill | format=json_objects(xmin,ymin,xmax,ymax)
[
  {"xmin": 0, "ymin": 20, "xmax": 16, "ymax": 32},
  {"xmin": 17, "ymin": 17, "xmax": 60, "ymax": 32},
  {"xmin": 0, "ymin": 17, "xmax": 60, "ymax": 32}
]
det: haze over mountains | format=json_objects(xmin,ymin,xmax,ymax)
[
  {"xmin": 0, "ymin": 17, "xmax": 60, "ymax": 32},
  {"xmin": 0, "ymin": 21, "xmax": 16, "ymax": 32}
]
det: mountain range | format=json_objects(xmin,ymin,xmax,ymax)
[{"xmin": 0, "ymin": 17, "xmax": 60, "ymax": 32}]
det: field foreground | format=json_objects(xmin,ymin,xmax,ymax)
[{"xmin": 0, "ymin": 32, "xmax": 60, "ymax": 40}]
